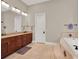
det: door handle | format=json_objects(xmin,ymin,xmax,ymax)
[{"xmin": 43, "ymin": 31, "xmax": 45, "ymax": 34}]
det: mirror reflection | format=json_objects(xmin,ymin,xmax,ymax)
[{"xmin": 1, "ymin": 1, "xmax": 30, "ymax": 35}]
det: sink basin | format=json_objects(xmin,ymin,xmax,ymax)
[{"xmin": 23, "ymin": 31, "xmax": 27, "ymax": 33}]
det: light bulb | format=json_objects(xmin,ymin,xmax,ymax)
[
  {"xmin": 22, "ymin": 12, "xmax": 28, "ymax": 16},
  {"xmin": 1, "ymin": 1, "xmax": 10, "ymax": 8}
]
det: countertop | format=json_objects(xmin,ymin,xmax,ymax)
[{"xmin": 1, "ymin": 32, "xmax": 32, "ymax": 39}]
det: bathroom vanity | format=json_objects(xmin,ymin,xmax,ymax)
[{"xmin": 1, "ymin": 32, "xmax": 32, "ymax": 58}]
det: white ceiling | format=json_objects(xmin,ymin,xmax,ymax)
[{"xmin": 21, "ymin": 0, "xmax": 50, "ymax": 6}]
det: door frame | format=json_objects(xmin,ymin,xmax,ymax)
[{"xmin": 34, "ymin": 12, "xmax": 46, "ymax": 43}]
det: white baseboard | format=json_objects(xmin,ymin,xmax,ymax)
[
  {"xmin": 32, "ymin": 41, "xmax": 57, "ymax": 45},
  {"xmin": 45, "ymin": 42, "xmax": 57, "ymax": 45},
  {"xmin": 32, "ymin": 41, "xmax": 36, "ymax": 43},
  {"xmin": 32, "ymin": 41, "xmax": 46, "ymax": 43}
]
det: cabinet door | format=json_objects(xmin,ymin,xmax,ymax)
[
  {"xmin": 27, "ymin": 33, "xmax": 32, "ymax": 44},
  {"xmin": 22, "ymin": 33, "xmax": 32, "ymax": 46},
  {"xmin": 1, "ymin": 39, "xmax": 8, "ymax": 58},
  {"xmin": 15, "ymin": 35, "xmax": 22, "ymax": 50},
  {"xmin": 22, "ymin": 34, "xmax": 27, "ymax": 47},
  {"xmin": 8, "ymin": 37, "xmax": 16, "ymax": 54}
]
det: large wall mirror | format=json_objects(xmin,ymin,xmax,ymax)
[{"xmin": 1, "ymin": 1, "xmax": 29, "ymax": 35}]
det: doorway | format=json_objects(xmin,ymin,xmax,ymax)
[{"xmin": 35, "ymin": 12, "xmax": 46, "ymax": 43}]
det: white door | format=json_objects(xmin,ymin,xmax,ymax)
[{"xmin": 35, "ymin": 13, "xmax": 46, "ymax": 43}]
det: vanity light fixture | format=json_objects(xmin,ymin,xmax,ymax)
[
  {"xmin": 1, "ymin": 1, "xmax": 10, "ymax": 8},
  {"xmin": 1, "ymin": 1, "xmax": 27, "ymax": 16},
  {"xmin": 11, "ymin": 7, "xmax": 21, "ymax": 14},
  {"xmin": 15, "ymin": 8, "xmax": 21, "ymax": 13},
  {"xmin": 11, "ymin": 7, "xmax": 16, "ymax": 11},
  {"xmin": 22, "ymin": 12, "xmax": 28, "ymax": 16}
]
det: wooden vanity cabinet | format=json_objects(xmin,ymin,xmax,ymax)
[
  {"xmin": 1, "ymin": 39, "xmax": 8, "ymax": 58},
  {"xmin": 7, "ymin": 37, "xmax": 16, "ymax": 54},
  {"xmin": 27, "ymin": 33, "xmax": 32, "ymax": 44},
  {"xmin": 1, "ymin": 37, "xmax": 16, "ymax": 58},
  {"xmin": 22, "ymin": 34, "xmax": 27, "ymax": 47},
  {"xmin": 22, "ymin": 33, "xmax": 32, "ymax": 46},
  {"xmin": 15, "ymin": 35, "xmax": 22, "ymax": 50},
  {"xmin": 1, "ymin": 33, "xmax": 32, "ymax": 59}
]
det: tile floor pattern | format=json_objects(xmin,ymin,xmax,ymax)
[{"xmin": 4, "ymin": 43, "xmax": 73, "ymax": 59}]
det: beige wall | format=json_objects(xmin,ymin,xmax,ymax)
[
  {"xmin": 28, "ymin": 0, "xmax": 78, "ymax": 43},
  {"xmin": 3, "ymin": 0, "xmax": 28, "ymax": 13}
]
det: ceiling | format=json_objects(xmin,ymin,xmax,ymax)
[{"xmin": 21, "ymin": 0, "xmax": 50, "ymax": 6}]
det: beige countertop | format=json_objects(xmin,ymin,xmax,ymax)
[{"xmin": 1, "ymin": 32, "xmax": 32, "ymax": 39}]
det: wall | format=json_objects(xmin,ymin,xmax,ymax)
[
  {"xmin": 28, "ymin": 0, "xmax": 78, "ymax": 43},
  {"xmin": 3, "ymin": 0, "xmax": 28, "ymax": 13}
]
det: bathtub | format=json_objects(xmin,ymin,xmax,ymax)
[{"xmin": 60, "ymin": 37, "xmax": 78, "ymax": 59}]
